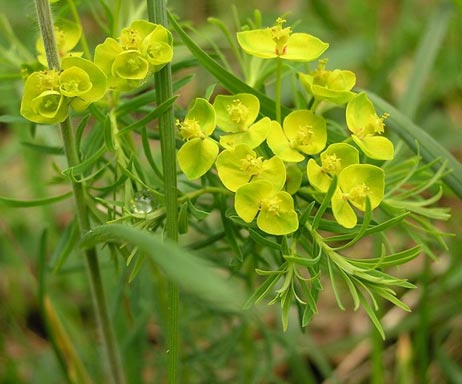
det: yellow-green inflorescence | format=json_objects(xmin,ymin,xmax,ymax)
[
  {"xmin": 346, "ymin": 92, "xmax": 394, "ymax": 160},
  {"xmin": 236, "ymin": 17, "xmax": 329, "ymax": 61},
  {"xmin": 94, "ymin": 20, "xmax": 173, "ymax": 91},
  {"xmin": 299, "ymin": 59, "xmax": 356, "ymax": 105},
  {"xmin": 175, "ymin": 16, "xmax": 394, "ymax": 234},
  {"xmin": 21, "ymin": 19, "xmax": 174, "ymax": 124},
  {"xmin": 20, "ymin": 56, "xmax": 107, "ymax": 124},
  {"xmin": 21, "ymin": 14, "xmax": 392, "ymax": 235}
]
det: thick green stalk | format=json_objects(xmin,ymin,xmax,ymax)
[
  {"xmin": 34, "ymin": 1, "xmax": 124, "ymax": 383},
  {"xmin": 61, "ymin": 120, "xmax": 125, "ymax": 384},
  {"xmin": 147, "ymin": 0, "xmax": 180, "ymax": 382}
]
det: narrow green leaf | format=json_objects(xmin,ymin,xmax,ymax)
[
  {"xmin": 187, "ymin": 200, "xmax": 209, "ymax": 220},
  {"xmin": 62, "ymin": 145, "xmax": 107, "ymax": 180},
  {"xmin": 104, "ymin": 114, "xmax": 116, "ymax": 152},
  {"xmin": 178, "ymin": 201, "xmax": 189, "ymax": 234},
  {"xmin": 297, "ymin": 201, "xmax": 316, "ymax": 230},
  {"xmin": 301, "ymin": 284, "xmax": 318, "ymax": 326},
  {"xmin": 326, "ymin": 256, "xmax": 345, "ymax": 310},
  {"xmin": 21, "ymin": 141, "xmax": 64, "ymax": 155},
  {"xmin": 0, "ymin": 114, "xmax": 26, "ymax": 123},
  {"xmin": 283, "ymin": 253, "xmax": 321, "ymax": 267},
  {"xmin": 312, "ymin": 175, "xmax": 338, "ymax": 231},
  {"xmin": 117, "ymin": 95, "xmax": 178, "ymax": 135},
  {"xmin": 114, "ymin": 75, "xmax": 193, "ymax": 117},
  {"xmin": 186, "ymin": 232, "xmax": 226, "ymax": 250},
  {"xmin": 243, "ymin": 273, "xmax": 281, "ymax": 309},
  {"xmin": 372, "ymin": 286, "xmax": 411, "ymax": 312},
  {"xmin": 248, "ymin": 228, "xmax": 282, "ymax": 250},
  {"xmin": 281, "ymin": 289, "xmax": 293, "ymax": 331},
  {"xmin": 366, "ymin": 91, "xmax": 462, "ymax": 197},
  {"xmin": 325, "ymin": 212, "xmax": 409, "ymax": 243},
  {"xmin": 398, "ymin": 160, "xmax": 449, "ymax": 199},
  {"xmin": 338, "ymin": 267, "xmax": 360, "ymax": 310},
  {"xmin": 50, "ymin": 219, "xmax": 79, "ymax": 273},
  {"xmin": 141, "ymin": 126, "xmax": 164, "ymax": 181},
  {"xmin": 353, "ymin": 277, "xmax": 379, "ymax": 310},
  {"xmin": 222, "ymin": 206, "xmax": 245, "ymax": 262},
  {"xmin": 128, "ymin": 254, "xmax": 145, "ymax": 283},
  {"xmin": 89, "ymin": 174, "xmax": 128, "ymax": 195},
  {"xmin": 358, "ymin": 292, "xmax": 385, "ymax": 340},
  {"xmin": 75, "ymin": 113, "xmax": 91, "ymax": 154},
  {"xmin": 80, "ymin": 224, "xmax": 244, "ymax": 311},
  {"xmin": 0, "ymin": 191, "xmax": 72, "ymax": 207}
]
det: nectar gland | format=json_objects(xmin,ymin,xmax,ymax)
[
  {"xmin": 226, "ymin": 99, "xmax": 249, "ymax": 129},
  {"xmin": 271, "ymin": 17, "xmax": 292, "ymax": 55},
  {"xmin": 240, "ymin": 154, "xmax": 263, "ymax": 176},
  {"xmin": 177, "ymin": 118, "xmax": 205, "ymax": 140},
  {"xmin": 322, "ymin": 154, "xmax": 342, "ymax": 174},
  {"xmin": 261, "ymin": 196, "xmax": 282, "ymax": 216},
  {"xmin": 343, "ymin": 183, "xmax": 371, "ymax": 206}
]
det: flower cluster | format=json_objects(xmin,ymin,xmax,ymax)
[
  {"xmin": 20, "ymin": 19, "xmax": 174, "ymax": 124},
  {"xmin": 20, "ymin": 57, "xmax": 107, "ymax": 124},
  {"xmin": 177, "ymin": 17, "xmax": 392, "ymax": 234},
  {"xmin": 94, "ymin": 20, "xmax": 173, "ymax": 91}
]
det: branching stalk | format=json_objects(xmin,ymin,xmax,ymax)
[
  {"xmin": 147, "ymin": 0, "xmax": 180, "ymax": 382},
  {"xmin": 34, "ymin": 1, "xmax": 124, "ymax": 383}
]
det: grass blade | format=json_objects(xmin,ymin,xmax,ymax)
[
  {"xmin": 0, "ymin": 191, "xmax": 72, "ymax": 207},
  {"xmin": 80, "ymin": 224, "xmax": 244, "ymax": 311}
]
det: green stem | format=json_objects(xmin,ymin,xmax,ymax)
[
  {"xmin": 180, "ymin": 187, "xmax": 231, "ymax": 202},
  {"xmin": 275, "ymin": 57, "xmax": 283, "ymax": 123},
  {"xmin": 34, "ymin": 1, "xmax": 124, "ymax": 383},
  {"xmin": 61, "ymin": 120, "xmax": 126, "ymax": 384},
  {"xmin": 35, "ymin": 0, "xmax": 60, "ymax": 70},
  {"xmin": 147, "ymin": 1, "xmax": 180, "ymax": 383}
]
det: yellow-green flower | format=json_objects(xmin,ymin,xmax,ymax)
[
  {"xmin": 237, "ymin": 17, "xmax": 328, "ymax": 62},
  {"xmin": 267, "ymin": 110, "xmax": 327, "ymax": 162},
  {"xmin": 60, "ymin": 57, "xmax": 107, "ymax": 111},
  {"xmin": 307, "ymin": 143, "xmax": 359, "ymax": 192},
  {"xmin": 36, "ymin": 19, "xmax": 82, "ymax": 66},
  {"xmin": 94, "ymin": 20, "xmax": 173, "ymax": 91},
  {"xmin": 213, "ymin": 93, "xmax": 271, "ymax": 149},
  {"xmin": 299, "ymin": 59, "xmax": 356, "ymax": 104},
  {"xmin": 331, "ymin": 164, "xmax": 385, "ymax": 228},
  {"xmin": 346, "ymin": 92, "xmax": 394, "ymax": 160},
  {"xmin": 20, "ymin": 56, "xmax": 108, "ymax": 124},
  {"xmin": 216, "ymin": 144, "xmax": 286, "ymax": 192},
  {"xmin": 20, "ymin": 70, "xmax": 68, "ymax": 124},
  {"xmin": 235, "ymin": 180, "xmax": 299, "ymax": 235},
  {"xmin": 177, "ymin": 98, "xmax": 218, "ymax": 179}
]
